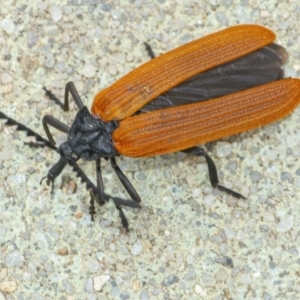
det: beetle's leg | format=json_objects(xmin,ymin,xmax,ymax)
[
  {"xmin": 110, "ymin": 157, "xmax": 141, "ymax": 203},
  {"xmin": 182, "ymin": 147, "xmax": 245, "ymax": 199},
  {"xmin": 42, "ymin": 115, "xmax": 70, "ymax": 145},
  {"xmin": 92, "ymin": 158, "xmax": 129, "ymax": 230},
  {"xmin": 144, "ymin": 42, "xmax": 156, "ymax": 59},
  {"xmin": 110, "ymin": 157, "xmax": 142, "ymax": 231},
  {"xmin": 40, "ymin": 155, "xmax": 68, "ymax": 194},
  {"xmin": 43, "ymin": 82, "xmax": 84, "ymax": 111},
  {"xmin": 37, "ymin": 116, "xmax": 71, "ymax": 191},
  {"xmin": 89, "ymin": 159, "xmax": 105, "ymax": 222}
]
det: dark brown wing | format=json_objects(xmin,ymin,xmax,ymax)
[{"xmin": 140, "ymin": 43, "xmax": 288, "ymax": 112}]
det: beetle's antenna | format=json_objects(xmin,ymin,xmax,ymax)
[
  {"xmin": 0, "ymin": 111, "xmax": 56, "ymax": 151},
  {"xmin": 0, "ymin": 112, "xmax": 141, "ymax": 209},
  {"xmin": 43, "ymin": 87, "xmax": 66, "ymax": 110}
]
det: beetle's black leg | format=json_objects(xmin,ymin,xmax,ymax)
[
  {"xmin": 110, "ymin": 157, "xmax": 141, "ymax": 204},
  {"xmin": 44, "ymin": 81, "xmax": 84, "ymax": 111},
  {"xmin": 182, "ymin": 147, "xmax": 245, "ymax": 199},
  {"xmin": 92, "ymin": 158, "xmax": 131, "ymax": 230},
  {"xmin": 35, "ymin": 116, "xmax": 72, "ymax": 191},
  {"xmin": 42, "ymin": 115, "xmax": 70, "ymax": 145},
  {"xmin": 144, "ymin": 42, "xmax": 156, "ymax": 59},
  {"xmin": 110, "ymin": 157, "xmax": 141, "ymax": 231},
  {"xmin": 89, "ymin": 159, "xmax": 105, "ymax": 222},
  {"xmin": 40, "ymin": 155, "xmax": 68, "ymax": 194},
  {"xmin": 116, "ymin": 206, "xmax": 129, "ymax": 232}
]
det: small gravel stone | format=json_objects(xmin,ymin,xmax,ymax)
[
  {"xmin": 250, "ymin": 170, "xmax": 262, "ymax": 183},
  {"xmin": 0, "ymin": 269, "xmax": 7, "ymax": 281},
  {"xmin": 215, "ymin": 256, "xmax": 233, "ymax": 267},
  {"xmin": 131, "ymin": 240, "xmax": 143, "ymax": 255},
  {"xmin": 194, "ymin": 284, "xmax": 205, "ymax": 294},
  {"xmin": 224, "ymin": 226, "xmax": 236, "ymax": 239},
  {"xmin": 48, "ymin": 5, "xmax": 63, "ymax": 23},
  {"xmin": 27, "ymin": 31, "xmax": 39, "ymax": 48},
  {"xmin": 140, "ymin": 289, "xmax": 149, "ymax": 300},
  {"xmin": 240, "ymin": 273, "xmax": 252, "ymax": 285},
  {"xmin": 43, "ymin": 53, "xmax": 55, "ymax": 68},
  {"xmin": 87, "ymin": 294, "xmax": 97, "ymax": 300},
  {"xmin": 93, "ymin": 275, "xmax": 110, "ymax": 291},
  {"xmin": 0, "ymin": 149, "xmax": 11, "ymax": 161},
  {"xmin": 276, "ymin": 215, "xmax": 294, "ymax": 233},
  {"xmin": 81, "ymin": 64, "xmax": 97, "ymax": 78},
  {"xmin": 201, "ymin": 273, "xmax": 216, "ymax": 287},
  {"xmin": 203, "ymin": 194, "xmax": 216, "ymax": 206},
  {"xmin": 0, "ymin": 281, "xmax": 18, "ymax": 294},
  {"xmin": 216, "ymin": 12, "xmax": 229, "ymax": 25},
  {"xmin": 263, "ymin": 212, "xmax": 275, "ymax": 222},
  {"xmin": 85, "ymin": 278, "xmax": 94, "ymax": 293},
  {"xmin": 215, "ymin": 268, "xmax": 228, "ymax": 283},
  {"xmin": 216, "ymin": 142, "xmax": 232, "ymax": 158},
  {"xmin": 107, "ymin": 64, "xmax": 117, "ymax": 76},
  {"xmin": 86, "ymin": 259, "xmax": 99, "ymax": 273},
  {"xmin": 5, "ymin": 252, "xmax": 24, "ymax": 268},
  {"xmin": 1, "ymin": 73, "xmax": 13, "ymax": 84},
  {"xmin": 1, "ymin": 19, "xmax": 15, "ymax": 35},
  {"xmin": 62, "ymin": 279, "xmax": 74, "ymax": 295},
  {"xmin": 161, "ymin": 275, "xmax": 179, "ymax": 286}
]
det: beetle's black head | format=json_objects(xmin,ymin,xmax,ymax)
[{"xmin": 68, "ymin": 106, "xmax": 119, "ymax": 161}]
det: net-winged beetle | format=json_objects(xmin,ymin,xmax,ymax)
[{"xmin": 1, "ymin": 25, "xmax": 300, "ymax": 230}]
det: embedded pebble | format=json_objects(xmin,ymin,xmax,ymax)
[
  {"xmin": 140, "ymin": 290, "xmax": 149, "ymax": 300},
  {"xmin": 84, "ymin": 278, "xmax": 94, "ymax": 293},
  {"xmin": 81, "ymin": 64, "xmax": 97, "ymax": 78},
  {"xmin": 0, "ymin": 281, "xmax": 18, "ymax": 294},
  {"xmin": 276, "ymin": 215, "xmax": 294, "ymax": 233},
  {"xmin": 224, "ymin": 226, "xmax": 236, "ymax": 239},
  {"xmin": 0, "ymin": 268, "xmax": 7, "ymax": 281},
  {"xmin": 48, "ymin": 5, "xmax": 62, "ymax": 23},
  {"xmin": 0, "ymin": 149, "xmax": 11, "ymax": 161},
  {"xmin": 250, "ymin": 170, "xmax": 262, "ymax": 183},
  {"xmin": 203, "ymin": 194, "xmax": 216, "ymax": 206},
  {"xmin": 27, "ymin": 31, "xmax": 39, "ymax": 48},
  {"xmin": 216, "ymin": 12, "xmax": 229, "ymax": 25},
  {"xmin": 1, "ymin": 19, "xmax": 15, "ymax": 35},
  {"xmin": 162, "ymin": 275, "xmax": 179, "ymax": 286},
  {"xmin": 216, "ymin": 142, "xmax": 232, "ymax": 158},
  {"xmin": 107, "ymin": 64, "xmax": 118, "ymax": 76},
  {"xmin": 86, "ymin": 259, "xmax": 99, "ymax": 273},
  {"xmin": 131, "ymin": 240, "xmax": 143, "ymax": 255},
  {"xmin": 62, "ymin": 279, "xmax": 75, "ymax": 295},
  {"xmin": 5, "ymin": 251, "xmax": 24, "ymax": 268},
  {"xmin": 43, "ymin": 52, "xmax": 55, "ymax": 68},
  {"xmin": 240, "ymin": 273, "xmax": 252, "ymax": 285},
  {"xmin": 201, "ymin": 273, "xmax": 216, "ymax": 287},
  {"xmin": 93, "ymin": 275, "xmax": 110, "ymax": 291},
  {"xmin": 1, "ymin": 73, "xmax": 13, "ymax": 84},
  {"xmin": 195, "ymin": 284, "xmax": 205, "ymax": 295}
]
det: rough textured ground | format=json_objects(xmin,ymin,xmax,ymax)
[{"xmin": 0, "ymin": 1, "xmax": 300, "ymax": 299}]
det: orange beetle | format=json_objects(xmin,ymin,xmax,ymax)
[{"xmin": 1, "ymin": 25, "xmax": 300, "ymax": 230}]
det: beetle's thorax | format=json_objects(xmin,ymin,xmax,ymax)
[{"xmin": 67, "ymin": 106, "xmax": 119, "ymax": 161}]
